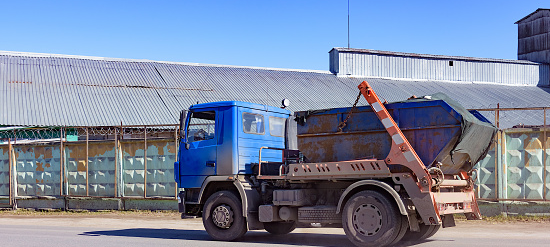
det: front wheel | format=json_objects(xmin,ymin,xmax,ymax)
[
  {"xmin": 342, "ymin": 190, "xmax": 406, "ymax": 247},
  {"xmin": 202, "ymin": 191, "xmax": 247, "ymax": 241},
  {"xmin": 264, "ymin": 221, "xmax": 297, "ymax": 235}
]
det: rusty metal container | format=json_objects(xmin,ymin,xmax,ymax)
[{"xmin": 294, "ymin": 96, "xmax": 496, "ymax": 174}]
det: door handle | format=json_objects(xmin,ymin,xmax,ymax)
[{"xmin": 206, "ymin": 161, "xmax": 215, "ymax": 167}]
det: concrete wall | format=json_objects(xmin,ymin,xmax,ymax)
[
  {"xmin": 475, "ymin": 127, "xmax": 550, "ymax": 202},
  {"xmin": 0, "ymin": 137, "xmax": 178, "ymax": 210},
  {"xmin": 2, "ymin": 126, "xmax": 550, "ymax": 215}
]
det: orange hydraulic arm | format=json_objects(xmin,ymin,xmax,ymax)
[{"xmin": 358, "ymin": 81, "xmax": 432, "ymax": 193}]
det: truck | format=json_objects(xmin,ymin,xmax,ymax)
[{"xmin": 173, "ymin": 81, "xmax": 496, "ymax": 247}]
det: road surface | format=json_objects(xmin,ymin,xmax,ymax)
[{"xmin": 0, "ymin": 213, "xmax": 548, "ymax": 246}]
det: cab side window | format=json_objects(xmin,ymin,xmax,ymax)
[
  {"xmin": 187, "ymin": 111, "xmax": 216, "ymax": 142},
  {"xmin": 242, "ymin": 112, "xmax": 264, "ymax": 135},
  {"xmin": 269, "ymin": 116, "xmax": 286, "ymax": 137}
]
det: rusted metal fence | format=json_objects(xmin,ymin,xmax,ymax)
[{"xmin": 0, "ymin": 125, "xmax": 179, "ymax": 203}]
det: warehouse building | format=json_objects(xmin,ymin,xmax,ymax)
[
  {"xmin": 0, "ymin": 47, "xmax": 548, "ymax": 128},
  {"xmin": 0, "ymin": 9, "xmax": 549, "ymax": 211}
]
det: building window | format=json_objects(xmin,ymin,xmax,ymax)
[{"xmin": 449, "ymin": 61, "xmax": 454, "ymax": 66}]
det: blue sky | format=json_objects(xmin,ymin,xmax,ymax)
[{"xmin": 1, "ymin": 1, "xmax": 548, "ymax": 70}]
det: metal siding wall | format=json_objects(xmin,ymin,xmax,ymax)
[
  {"xmin": 329, "ymin": 49, "xmax": 338, "ymax": 74},
  {"xmin": 145, "ymin": 140, "xmax": 176, "ymax": 197},
  {"xmin": 0, "ymin": 146, "xmax": 9, "ymax": 196},
  {"xmin": 517, "ymin": 15, "xmax": 550, "ymax": 64},
  {"xmin": 542, "ymin": 64, "xmax": 550, "ymax": 86},
  {"xmin": 336, "ymin": 52, "xmax": 549, "ymax": 86},
  {"xmin": 14, "ymin": 145, "xmax": 61, "ymax": 196}
]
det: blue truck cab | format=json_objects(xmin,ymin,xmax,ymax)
[{"xmin": 174, "ymin": 101, "xmax": 292, "ymax": 189}]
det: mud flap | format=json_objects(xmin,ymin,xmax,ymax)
[
  {"xmin": 178, "ymin": 191, "xmax": 186, "ymax": 215},
  {"xmin": 441, "ymin": 214, "xmax": 456, "ymax": 228}
]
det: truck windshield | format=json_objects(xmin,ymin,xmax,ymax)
[{"xmin": 187, "ymin": 111, "xmax": 215, "ymax": 142}]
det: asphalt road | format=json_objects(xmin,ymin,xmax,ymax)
[{"xmin": 1, "ymin": 215, "xmax": 549, "ymax": 247}]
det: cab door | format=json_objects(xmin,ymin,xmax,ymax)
[{"xmin": 179, "ymin": 110, "xmax": 217, "ymax": 187}]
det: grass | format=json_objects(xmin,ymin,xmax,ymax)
[
  {"xmin": 453, "ymin": 213, "xmax": 550, "ymax": 223},
  {"xmin": 480, "ymin": 214, "xmax": 550, "ymax": 223}
]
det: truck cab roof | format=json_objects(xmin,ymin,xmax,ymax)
[{"xmin": 189, "ymin": 101, "xmax": 291, "ymax": 115}]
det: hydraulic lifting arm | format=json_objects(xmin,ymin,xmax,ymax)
[
  {"xmin": 359, "ymin": 81, "xmax": 482, "ymax": 223},
  {"xmin": 358, "ymin": 81, "xmax": 432, "ymax": 193}
]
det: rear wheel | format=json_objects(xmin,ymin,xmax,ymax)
[
  {"xmin": 264, "ymin": 221, "xmax": 297, "ymax": 235},
  {"xmin": 390, "ymin": 215, "xmax": 409, "ymax": 245},
  {"xmin": 342, "ymin": 190, "xmax": 406, "ymax": 247},
  {"xmin": 402, "ymin": 223, "xmax": 441, "ymax": 241},
  {"xmin": 202, "ymin": 191, "xmax": 247, "ymax": 241},
  {"xmin": 424, "ymin": 224, "xmax": 440, "ymax": 239}
]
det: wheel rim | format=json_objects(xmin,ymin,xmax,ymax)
[
  {"xmin": 212, "ymin": 204, "xmax": 234, "ymax": 229},
  {"xmin": 352, "ymin": 203, "xmax": 383, "ymax": 236}
]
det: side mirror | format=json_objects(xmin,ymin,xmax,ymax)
[{"xmin": 179, "ymin": 110, "xmax": 187, "ymax": 140}]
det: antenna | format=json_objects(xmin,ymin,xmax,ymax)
[{"xmin": 347, "ymin": 0, "xmax": 350, "ymax": 48}]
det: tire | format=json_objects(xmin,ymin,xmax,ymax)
[
  {"xmin": 390, "ymin": 215, "xmax": 409, "ymax": 245},
  {"xmin": 264, "ymin": 221, "xmax": 297, "ymax": 235},
  {"xmin": 202, "ymin": 191, "xmax": 247, "ymax": 241},
  {"xmin": 424, "ymin": 224, "xmax": 440, "ymax": 239},
  {"xmin": 401, "ymin": 224, "xmax": 441, "ymax": 242},
  {"xmin": 342, "ymin": 190, "xmax": 406, "ymax": 247}
]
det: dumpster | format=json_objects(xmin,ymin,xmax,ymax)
[{"xmin": 294, "ymin": 93, "xmax": 497, "ymax": 175}]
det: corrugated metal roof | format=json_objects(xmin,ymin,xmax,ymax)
[
  {"xmin": 361, "ymin": 78, "xmax": 550, "ymax": 129},
  {"xmin": 1, "ymin": 51, "xmax": 549, "ymax": 129}
]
